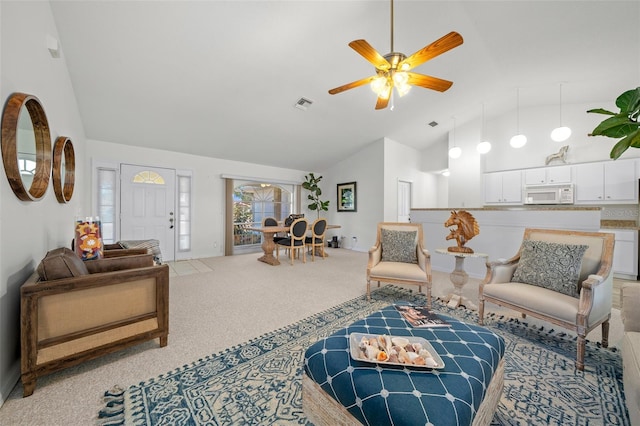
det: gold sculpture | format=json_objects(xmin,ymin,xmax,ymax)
[{"xmin": 444, "ymin": 210, "xmax": 479, "ymax": 253}]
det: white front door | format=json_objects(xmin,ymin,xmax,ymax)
[
  {"xmin": 120, "ymin": 164, "xmax": 176, "ymax": 261},
  {"xmin": 398, "ymin": 180, "xmax": 412, "ymax": 222}
]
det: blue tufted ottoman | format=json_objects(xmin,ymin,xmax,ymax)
[{"xmin": 303, "ymin": 305, "xmax": 505, "ymax": 426}]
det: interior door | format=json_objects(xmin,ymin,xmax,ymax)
[
  {"xmin": 120, "ymin": 164, "xmax": 176, "ymax": 261},
  {"xmin": 398, "ymin": 180, "xmax": 412, "ymax": 222}
]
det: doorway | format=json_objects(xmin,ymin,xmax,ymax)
[
  {"xmin": 120, "ymin": 164, "xmax": 176, "ymax": 261},
  {"xmin": 398, "ymin": 180, "xmax": 412, "ymax": 222}
]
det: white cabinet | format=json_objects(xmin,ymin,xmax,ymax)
[
  {"xmin": 524, "ymin": 165, "xmax": 572, "ymax": 185},
  {"xmin": 602, "ymin": 229, "xmax": 638, "ymax": 278},
  {"xmin": 574, "ymin": 160, "xmax": 637, "ymax": 203},
  {"xmin": 484, "ymin": 170, "xmax": 522, "ymax": 204}
]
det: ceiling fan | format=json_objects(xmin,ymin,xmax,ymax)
[{"xmin": 328, "ymin": 0, "xmax": 463, "ymax": 110}]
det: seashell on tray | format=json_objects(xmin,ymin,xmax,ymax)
[
  {"xmin": 391, "ymin": 337, "xmax": 410, "ymax": 347},
  {"xmin": 351, "ymin": 333, "xmax": 443, "ymax": 369}
]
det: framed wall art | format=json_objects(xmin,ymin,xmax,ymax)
[{"xmin": 337, "ymin": 181, "xmax": 357, "ymax": 212}]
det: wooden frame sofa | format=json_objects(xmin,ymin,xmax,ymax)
[{"xmin": 20, "ymin": 247, "xmax": 169, "ymax": 396}]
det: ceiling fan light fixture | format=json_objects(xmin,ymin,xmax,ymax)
[
  {"xmin": 327, "ymin": 0, "xmax": 463, "ymax": 110},
  {"xmin": 371, "ymin": 76, "xmax": 389, "ymax": 96},
  {"xmin": 393, "ymin": 72, "xmax": 411, "ymax": 97}
]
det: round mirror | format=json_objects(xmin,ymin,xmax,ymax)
[
  {"xmin": 53, "ymin": 136, "xmax": 75, "ymax": 203},
  {"xmin": 1, "ymin": 93, "xmax": 52, "ymax": 201}
]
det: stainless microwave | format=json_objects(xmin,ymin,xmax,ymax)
[{"xmin": 523, "ymin": 184, "xmax": 574, "ymax": 205}]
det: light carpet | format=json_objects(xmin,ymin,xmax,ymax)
[{"xmin": 98, "ymin": 285, "xmax": 628, "ymax": 425}]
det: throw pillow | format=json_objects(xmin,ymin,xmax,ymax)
[
  {"xmin": 511, "ymin": 240, "xmax": 588, "ymax": 297},
  {"xmin": 37, "ymin": 247, "xmax": 89, "ymax": 281},
  {"xmin": 381, "ymin": 229, "xmax": 418, "ymax": 264}
]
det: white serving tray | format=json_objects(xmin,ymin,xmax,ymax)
[{"xmin": 349, "ymin": 332, "xmax": 444, "ymax": 369}]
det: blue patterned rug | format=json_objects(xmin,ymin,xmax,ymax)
[{"xmin": 98, "ymin": 285, "xmax": 629, "ymax": 425}]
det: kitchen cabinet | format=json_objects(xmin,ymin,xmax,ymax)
[
  {"xmin": 602, "ymin": 229, "xmax": 638, "ymax": 278},
  {"xmin": 524, "ymin": 165, "xmax": 572, "ymax": 185},
  {"xmin": 484, "ymin": 170, "xmax": 522, "ymax": 204},
  {"xmin": 574, "ymin": 160, "xmax": 636, "ymax": 203}
]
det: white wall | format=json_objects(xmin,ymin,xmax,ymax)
[
  {"xmin": 0, "ymin": 1, "xmax": 87, "ymax": 404},
  {"xmin": 447, "ymin": 122, "xmax": 484, "ymax": 208},
  {"xmin": 319, "ymin": 138, "xmax": 440, "ymax": 253},
  {"xmin": 320, "ymin": 139, "xmax": 385, "ymax": 252},
  {"xmin": 439, "ymin": 98, "xmax": 640, "ymax": 207},
  {"xmin": 86, "ymin": 139, "xmax": 307, "ymax": 259},
  {"xmin": 384, "ymin": 138, "xmax": 439, "ymax": 218}
]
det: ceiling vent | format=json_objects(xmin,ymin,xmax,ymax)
[
  {"xmin": 428, "ymin": 121, "xmax": 438, "ymax": 127},
  {"xmin": 294, "ymin": 97, "xmax": 313, "ymax": 111}
]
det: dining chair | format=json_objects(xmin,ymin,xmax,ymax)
[
  {"xmin": 262, "ymin": 217, "xmax": 285, "ymax": 243},
  {"xmin": 276, "ymin": 218, "xmax": 308, "ymax": 265},
  {"xmin": 305, "ymin": 218, "xmax": 327, "ymax": 261}
]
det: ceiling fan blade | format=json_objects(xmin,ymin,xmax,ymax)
[
  {"xmin": 399, "ymin": 32, "xmax": 463, "ymax": 71},
  {"xmin": 349, "ymin": 39, "xmax": 391, "ymax": 71},
  {"xmin": 407, "ymin": 72, "xmax": 453, "ymax": 92},
  {"xmin": 375, "ymin": 88, "xmax": 392, "ymax": 110},
  {"xmin": 328, "ymin": 75, "xmax": 376, "ymax": 95}
]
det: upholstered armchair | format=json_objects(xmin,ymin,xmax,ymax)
[
  {"xmin": 367, "ymin": 222, "xmax": 432, "ymax": 307},
  {"xmin": 479, "ymin": 228, "xmax": 615, "ymax": 371}
]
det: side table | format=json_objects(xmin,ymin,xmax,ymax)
[{"xmin": 435, "ymin": 248, "xmax": 488, "ymax": 310}]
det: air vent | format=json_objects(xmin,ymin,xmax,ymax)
[
  {"xmin": 428, "ymin": 121, "xmax": 438, "ymax": 127},
  {"xmin": 294, "ymin": 97, "xmax": 313, "ymax": 111}
]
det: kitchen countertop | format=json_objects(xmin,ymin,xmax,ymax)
[
  {"xmin": 411, "ymin": 207, "xmax": 639, "ymax": 230},
  {"xmin": 600, "ymin": 220, "xmax": 640, "ymax": 230}
]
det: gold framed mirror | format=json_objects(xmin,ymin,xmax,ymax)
[
  {"xmin": 52, "ymin": 136, "xmax": 75, "ymax": 203},
  {"xmin": 1, "ymin": 92, "xmax": 52, "ymax": 201}
]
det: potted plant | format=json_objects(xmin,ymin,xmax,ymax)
[
  {"xmin": 587, "ymin": 87, "xmax": 640, "ymax": 159},
  {"xmin": 302, "ymin": 173, "xmax": 329, "ymax": 218}
]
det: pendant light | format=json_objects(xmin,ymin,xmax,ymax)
[
  {"xmin": 550, "ymin": 82, "xmax": 572, "ymax": 142},
  {"xmin": 477, "ymin": 103, "xmax": 492, "ymax": 154},
  {"xmin": 510, "ymin": 88, "xmax": 527, "ymax": 148},
  {"xmin": 448, "ymin": 117, "xmax": 462, "ymax": 159}
]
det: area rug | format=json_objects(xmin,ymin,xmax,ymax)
[{"xmin": 98, "ymin": 285, "xmax": 629, "ymax": 425}]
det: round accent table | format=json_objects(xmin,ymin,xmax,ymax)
[{"xmin": 435, "ymin": 248, "xmax": 488, "ymax": 310}]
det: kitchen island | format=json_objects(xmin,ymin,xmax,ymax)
[{"xmin": 411, "ymin": 206, "xmax": 602, "ymax": 279}]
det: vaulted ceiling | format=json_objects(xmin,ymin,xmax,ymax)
[{"xmin": 49, "ymin": 1, "xmax": 640, "ymax": 171}]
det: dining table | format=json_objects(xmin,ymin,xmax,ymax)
[{"xmin": 248, "ymin": 223, "xmax": 341, "ymax": 266}]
